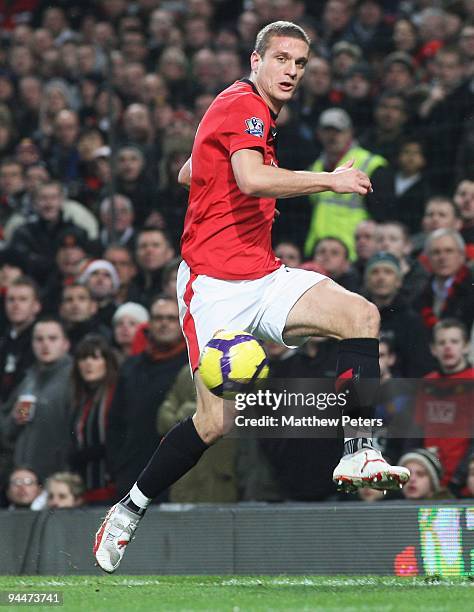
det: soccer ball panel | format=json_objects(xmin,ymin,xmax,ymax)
[{"xmin": 198, "ymin": 330, "xmax": 269, "ymax": 397}]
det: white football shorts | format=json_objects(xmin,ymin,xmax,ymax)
[{"xmin": 176, "ymin": 260, "xmax": 327, "ymax": 371}]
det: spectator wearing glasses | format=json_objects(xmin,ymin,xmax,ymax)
[{"xmin": 2, "ymin": 466, "xmax": 46, "ymax": 510}]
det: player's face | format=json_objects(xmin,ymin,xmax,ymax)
[
  {"xmin": 431, "ymin": 327, "xmax": 468, "ymax": 373},
  {"xmin": 402, "ymin": 461, "xmax": 434, "ymax": 500},
  {"xmin": 251, "ymin": 36, "xmax": 309, "ymax": 113}
]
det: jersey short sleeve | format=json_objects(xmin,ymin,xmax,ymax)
[{"xmin": 222, "ymin": 94, "xmax": 271, "ymax": 158}]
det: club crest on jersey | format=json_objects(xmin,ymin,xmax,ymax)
[{"xmin": 245, "ymin": 117, "xmax": 265, "ymax": 138}]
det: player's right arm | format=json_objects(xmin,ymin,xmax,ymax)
[{"xmin": 231, "ymin": 150, "xmax": 372, "ymax": 198}]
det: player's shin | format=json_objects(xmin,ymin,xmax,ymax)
[
  {"xmin": 134, "ymin": 415, "xmax": 209, "ymax": 502},
  {"xmin": 335, "ymin": 337, "xmax": 380, "ymax": 456}
]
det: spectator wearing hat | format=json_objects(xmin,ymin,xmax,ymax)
[
  {"xmin": 399, "ymin": 448, "xmax": 454, "ymax": 500},
  {"xmin": 304, "ymin": 107, "xmax": 386, "ymax": 260},
  {"xmin": 112, "ymin": 302, "xmax": 149, "ymax": 360},
  {"xmin": 0, "ymin": 276, "xmax": 41, "ymax": 403},
  {"xmin": 375, "ymin": 221, "xmax": 430, "ymax": 305},
  {"xmin": 382, "ymin": 51, "xmax": 417, "ymax": 95},
  {"xmin": 42, "ymin": 226, "xmax": 95, "ymax": 315},
  {"xmin": 79, "ymin": 260, "xmax": 120, "ymax": 329},
  {"xmin": 59, "ymin": 283, "xmax": 111, "ymax": 351},
  {"xmin": 331, "ymin": 41, "xmax": 362, "ymax": 93},
  {"xmin": 418, "ymin": 228, "xmax": 474, "ymax": 331},
  {"xmin": 359, "ymin": 93, "xmax": 410, "ymax": 165},
  {"xmin": 99, "ymin": 194, "xmax": 136, "ymax": 252},
  {"xmin": 364, "ymin": 251, "xmax": 435, "ymax": 376},
  {"xmin": 107, "ymin": 295, "xmax": 187, "ymax": 499}
]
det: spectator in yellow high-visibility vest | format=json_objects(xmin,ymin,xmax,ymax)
[{"xmin": 304, "ymin": 108, "xmax": 387, "ymax": 260}]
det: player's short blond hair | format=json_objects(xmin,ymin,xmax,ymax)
[{"xmin": 254, "ymin": 21, "xmax": 310, "ymax": 57}]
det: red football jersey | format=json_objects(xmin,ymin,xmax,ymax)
[
  {"xmin": 181, "ymin": 80, "xmax": 281, "ymax": 280},
  {"xmin": 415, "ymin": 366, "xmax": 474, "ymax": 484}
]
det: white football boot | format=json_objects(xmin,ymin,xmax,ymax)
[
  {"xmin": 333, "ymin": 447, "xmax": 411, "ymax": 493},
  {"xmin": 93, "ymin": 503, "xmax": 142, "ymax": 573}
]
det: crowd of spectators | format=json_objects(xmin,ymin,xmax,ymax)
[{"xmin": 0, "ymin": 0, "xmax": 473, "ymax": 508}]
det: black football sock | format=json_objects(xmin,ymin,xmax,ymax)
[
  {"xmin": 136, "ymin": 416, "xmax": 209, "ymax": 499},
  {"xmin": 335, "ymin": 338, "xmax": 380, "ymax": 456}
]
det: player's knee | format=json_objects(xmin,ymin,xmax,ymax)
[
  {"xmin": 345, "ymin": 296, "xmax": 380, "ymax": 338},
  {"xmin": 193, "ymin": 408, "xmax": 225, "ymax": 445},
  {"xmin": 358, "ymin": 299, "xmax": 380, "ymax": 337}
]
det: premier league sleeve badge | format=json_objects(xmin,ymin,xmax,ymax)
[{"xmin": 245, "ymin": 117, "xmax": 265, "ymax": 138}]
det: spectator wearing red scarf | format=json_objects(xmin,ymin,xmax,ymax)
[
  {"xmin": 418, "ymin": 228, "xmax": 474, "ymax": 331},
  {"xmin": 70, "ymin": 334, "xmax": 119, "ymax": 504}
]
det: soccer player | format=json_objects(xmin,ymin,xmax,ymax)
[{"xmin": 94, "ymin": 21, "xmax": 410, "ymax": 572}]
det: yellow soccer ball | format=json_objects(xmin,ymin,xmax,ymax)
[{"xmin": 198, "ymin": 330, "xmax": 269, "ymax": 397}]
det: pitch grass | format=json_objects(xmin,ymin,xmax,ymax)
[{"xmin": 1, "ymin": 575, "xmax": 472, "ymax": 611}]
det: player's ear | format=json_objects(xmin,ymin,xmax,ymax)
[{"xmin": 250, "ymin": 51, "xmax": 260, "ymax": 73}]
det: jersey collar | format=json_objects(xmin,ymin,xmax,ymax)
[{"xmin": 239, "ymin": 78, "xmax": 278, "ymax": 121}]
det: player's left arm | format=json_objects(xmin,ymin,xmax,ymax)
[{"xmin": 177, "ymin": 156, "xmax": 192, "ymax": 190}]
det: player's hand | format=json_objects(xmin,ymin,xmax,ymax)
[{"xmin": 331, "ymin": 160, "xmax": 372, "ymax": 195}]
